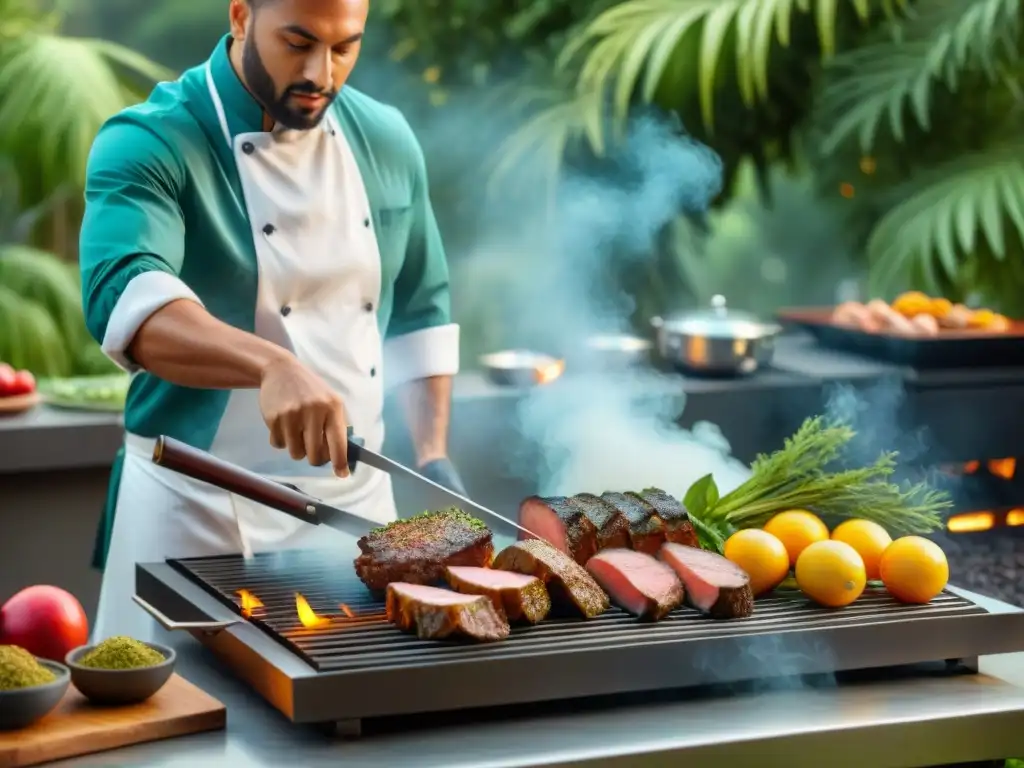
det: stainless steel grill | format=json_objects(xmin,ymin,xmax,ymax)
[{"xmin": 136, "ymin": 551, "xmax": 1024, "ymax": 732}]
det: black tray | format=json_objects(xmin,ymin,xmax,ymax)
[{"xmin": 778, "ymin": 308, "xmax": 1024, "ymax": 368}]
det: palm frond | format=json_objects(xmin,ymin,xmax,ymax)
[
  {"xmin": 867, "ymin": 139, "xmax": 1024, "ymax": 294},
  {"xmin": 0, "ymin": 33, "xmax": 173, "ymax": 198},
  {"xmin": 816, "ymin": 0, "xmax": 1021, "ymax": 154},
  {"xmin": 488, "ymin": 89, "xmax": 604, "ymax": 203},
  {"xmin": 562, "ymin": 0, "xmax": 906, "ymax": 135}
]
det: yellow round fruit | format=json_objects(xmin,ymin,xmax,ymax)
[
  {"xmin": 830, "ymin": 519, "xmax": 892, "ymax": 581},
  {"xmin": 763, "ymin": 510, "xmax": 830, "ymax": 566},
  {"xmin": 724, "ymin": 529, "xmax": 791, "ymax": 597},
  {"xmin": 795, "ymin": 540, "xmax": 867, "ymax": 608},
  {"xmin": 879, "ymin": 536, "xmax": 949, "ymax": 604}
]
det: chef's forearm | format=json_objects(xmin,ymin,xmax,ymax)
[
  {"xmin": 128, "ymin": 299, "xmax": 293, "ymax": 389},
  {"xmin": 400, "ymin": 375, "xmax": 453, "ymax": 466}
]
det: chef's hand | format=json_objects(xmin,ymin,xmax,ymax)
[
  {"xmin": 420, "ymin": 458, "xmax": 467, "ymax": 496},
  {"xmin": 259, "ymin": 355, "xmax": 350, "ymax": 476}
]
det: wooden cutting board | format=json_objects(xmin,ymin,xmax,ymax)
[{"xmin": 0, "ymin": 674, "xmax": 226, "ymax": 768}]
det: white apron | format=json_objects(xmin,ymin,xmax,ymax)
[{"xmin": 92, "ymin": 67, "xmax": 397, "ymax": 643}]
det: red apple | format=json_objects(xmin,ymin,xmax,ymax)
[{"xmin": 0, "ymin": 586, "xmax": 90, "ymax": 662}]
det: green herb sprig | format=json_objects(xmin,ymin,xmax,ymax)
[{"xmin": 684, "ymin": 416, "xmax": 952, "ymax": 553}]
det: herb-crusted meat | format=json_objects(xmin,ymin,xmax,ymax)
[
  {"xmin": 601, "ymin": 492, "xmax": 666, "ymax": 555},
  {"xmin": 386, "ymin": 583, "xmax": 510, "ymax": 642},
  {"xmin": 493, "ymin": 539, "xmax": 609, "ymax": 619},
  {"xmin": 518, "ymin": 496, "xmax": 599, "ymax": 565},
  {"xmin": 570, "ymin": 493, "xmax": 631, "ymax": 550},
  {"xmin": 628, "ymin": 488, "xmax": 700, "ymax": 548},
  {"xmin": 445, "ymin": 566, "xmax": 551, "ymax": 623},
  {"xmin": 354, "ymin": 508, "xmax": 493, "ymax": 592}
]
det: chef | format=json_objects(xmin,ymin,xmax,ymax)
[{"xmin": 79, "ymin": 0, "xmax": 464, "ymax": 642}]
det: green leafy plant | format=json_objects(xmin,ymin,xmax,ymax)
[
  {"xmin": 499, "ymin": 0, "xmax": 908, "ymax": 200},
  {"xmin": 0, "ymin": 0, "xmax": 173, "ymax": 208},
  {"xmin": 0, "ymin": 158, "xmax": 118, "ymax": 377},
  {"xmin": 808, "ymin": 0, "xmax": 1024, "ymax": 309}
]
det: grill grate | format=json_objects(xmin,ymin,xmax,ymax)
[{"xmin": 169, "ymin": 551, "xmax": 987, "ymax": 673}]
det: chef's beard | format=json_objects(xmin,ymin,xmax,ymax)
[{"xmin": 242, "ymin": 36, "xmax": 338, "ymax": 131}]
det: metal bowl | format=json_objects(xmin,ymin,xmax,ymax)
[
  {"xmin": 0, "ymin": 659, "xmax": 70, "ymax": 730},
  {"xmin": 65, "ymin": 642, "xmax": 176, "ymax": 705},
  {"xmin": 651, "ymin": 295, "xmax": 781, "ymax": 376},
  {"xmin": 479, "ymin": 350, "xmax": 565, "ymax": 387}
]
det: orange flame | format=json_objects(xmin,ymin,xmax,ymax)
[
  {"xmin": 236, "ymin": 589, "xmax": 264, "ymax": 618},
  {"xmin": 947, "ymin": 512, "xmax": 995, "ymax": 533},
  {"xmin": 339, "ymin": 603, "xmax": 354, "ymax": 618},
  {"xmin": 1007, "ymin": 509, "xmax": 1024, "ymax": 527},
  {"xmin": 295, "ymin": 593, "xmax": 331, "ymax": 629},
  {"xmin": 989, "ymin": 458, "xmax": 1016, "ymax": 480},
  {"xmin": 960, "ymin": 458, "xmax": 1015, "ymax": 478},
  {"xmin": 534, "ymin": 359, "xmax": 565, "ymax": 385}
]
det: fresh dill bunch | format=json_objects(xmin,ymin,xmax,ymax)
[{"xmin": 696, "ymin": 415, "xmax": 950, "ymax": 543}]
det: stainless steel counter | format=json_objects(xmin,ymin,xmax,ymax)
[{"xmin": 49, "ymin": 591, "xmax": 1024, "ymax": 768}]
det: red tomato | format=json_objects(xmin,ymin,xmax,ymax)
[
  {"xmin": 0, "ymin": 586, "xmax": 90, "ymax": 662},
  {"xmin": 7, "ymin": 370, "xmax": 35, "ymax": 396},
  {"xmin": 0, "ymin": 365, "xmax": 14, "ymax": 397}
]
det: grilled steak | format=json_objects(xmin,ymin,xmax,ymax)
[
  {"xmin": 518, "ymin": 496, "xmax": 599, "ymax": 565},
  {"xmin": 386, "ymin": 583, "xmax": 510, "ymax": 642},
  {"xmin": 445, "ymin": 566, "xmax": 551, "ymax": 624},
  {"xmin": 570, "ymin": 493, "xmax": 631, "ymax": 550},
  {"xmin": 493, "ymin": 539, "xmax": 610, "ymax": 619},
  {"xmin": 354, "ymin": 508, "xmax": 494, "ymax": 592},
  {"xmin": 659, "ymin": 542, "xmax": 754, "ymax": 620},
  {"xmin": 586, "ymin": 548, "xmax": 684, "ymax": 621},
  {"xmin": 629, "ymin": 489, "xmax": 700, "ymax": 548},
  {"xmin": 601, "ymin": 492, "xmax": 666, "ymax": 555}
]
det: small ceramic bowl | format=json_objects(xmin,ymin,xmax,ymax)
[
  {"xmin": 65, "ymin": 642, "xmax": 175, "ymax": 706},
  {"xmin": 0, "ymin": 659, "xmax": 70, "ymax": 730}
]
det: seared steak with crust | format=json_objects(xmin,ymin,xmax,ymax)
[
  {"xmin": 445, "ymin": 566, "xmax": 551, "ymax": 623},
  {"xmin": 354, "ymin": 508, "xmax": 493, "ymax": 592},
  {"xmin": 586, "ymin": 548, "xmax": 684, "ymax": 621},
  {"xmin": 386, "ymin": 583, "xmax": 510, "ymax": 641},
  {"xmin": 570, "ymin": 493, "xmax": 631, "ymax": 550},
  {"xmin": 659, "ymin": 543, "xmax": 754, "ymax": 620},
  {"xmin": 518, "ymin": 496, "xmax": 599, "ymax": 565},
  {"xmin": 629, "ymin": 488, "xmax": 700, "ymax": 548},
  {"xmin": 493, "ymin": 539, "xmax": 609, "ymax": 619},
  {"xmin": 601, "ymin": 492, "xmax": 666, "ymax": 554}
]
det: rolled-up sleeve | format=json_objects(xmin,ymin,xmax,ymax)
[
  {"xmin": 79, "ymin": 118, "xmax": 201, "ymax": 372},
  {"xmin": 382, "ymin": 128, "xmax": 460, "ymax": 388}
]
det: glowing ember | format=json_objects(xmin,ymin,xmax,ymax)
[
  {"xmin": 295, "ymin": 593, "xmax": 331, "ymax": 629},
  {"xmin": 947, "ymin": 512, "xmax": 995, "ymax": 533},
  {"xmin": 988, "ymin": 458, "xmax": 1016, "ymax": 480},
  {"xmin": 339, "ymin": 603, "xmax": 354, "ymax": 618},
  {"xmin": 534, "ymin": 359, "xmax": 565, "ymax": 385},
  {"xmin": 1008, "ymin": 509, "xmax": 1024, "ymax": 527},
  {"xmin": 960, "ymin": 458, "xmax": 1016, "ymax": 479},
  {"xmin": 236, "ymin": 589, "xmax": 263, "ymax": 618}
]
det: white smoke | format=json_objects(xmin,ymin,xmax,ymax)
[{"xmin": 502, "ymin": 113, "xmax": 753, "ymax": 498}]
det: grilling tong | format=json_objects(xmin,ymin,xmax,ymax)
[{"xmin": 151, "ymin": 429, "xmax": 535, "ymax": 539}]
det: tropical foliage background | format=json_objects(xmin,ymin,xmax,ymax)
[{"xmin": 0, "ymin": 0, "xmax": 1021, "ymax": 377}]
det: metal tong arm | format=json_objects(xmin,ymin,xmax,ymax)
[{"xmin": 132, "ymin": 594, "xmax": 239, "ymax": 633}]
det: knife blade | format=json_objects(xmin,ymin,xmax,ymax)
[{"xmin": 347, "ymin": 441, "xmax": 539, "ymax": 539}]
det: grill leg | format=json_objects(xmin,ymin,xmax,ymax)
[{"xmin": 323, "ymin": 719, "xmax": 362, "ymax": 738}]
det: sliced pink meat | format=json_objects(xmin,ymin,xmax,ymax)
[
  {"xmin": 518, "ymin": 496, "xmax": 598, "ymax": 565},
  {"xmin": 586, "ymin": 549, "xmax": 684, "ymax": 621},
  {"xmin": 445, "ymin": 566, "xmax": 551, "ymax": 623},
  {"xmin": 385, "ymin": 583, "xmax": 510, "ymax": 641},
  {"xmin": 659, "ymin": 543, "xmax": 754, "ymax": 620}
]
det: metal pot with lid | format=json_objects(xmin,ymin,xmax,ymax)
[{"xmin": 651, "ymin": 294, "xmax": 782, "ymax": 376}]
